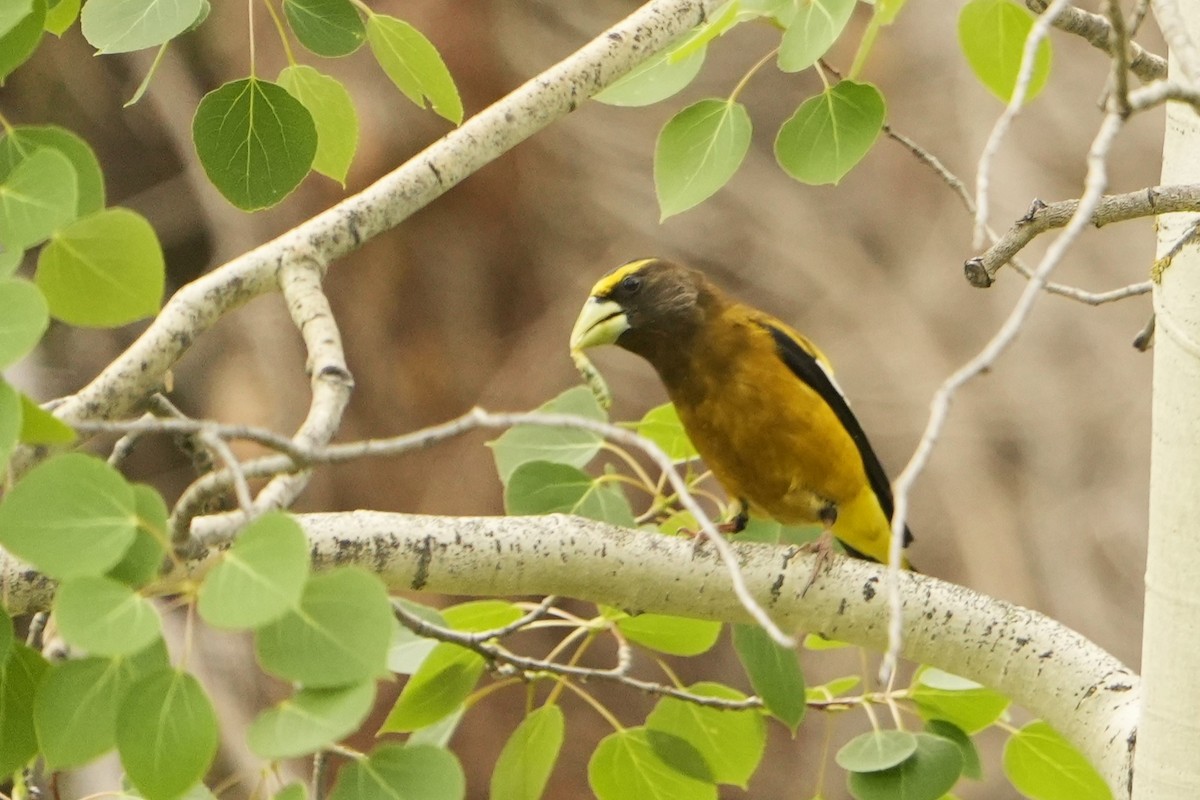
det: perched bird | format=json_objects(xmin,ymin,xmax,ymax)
[{"xmin": 569, "ymin": 257, "xmax": 913, "ymax": 567}]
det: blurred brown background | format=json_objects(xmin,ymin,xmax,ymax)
[{"xmin": 3, "ymin": 0, "xmax": 1162, "ymax": 796}]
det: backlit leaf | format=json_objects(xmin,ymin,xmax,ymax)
[
  {"xmin": 655, "ymin": 98, "xmax": 751, "ymax": 219},
  {"xmin": 36, "ymin": 207, "xmax": 164, "ymax": 327},
  {"xmin": 366, "ymin": 14, "xmax": 462, "ymax": 124},
  {"xmin": 775, "ymin": 80, "xmax": 885, "ymax": 185},
  {"xmin": 958, "ymin": 0, "xmax": 1052, "ymax": 102}
]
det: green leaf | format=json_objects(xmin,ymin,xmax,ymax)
[
  {"xmin": 488, "ymin": 386, "xmax": 606, "ymax": 483},
  {"xmin": 255, "ymin": 567, "xmax": 392, "ymax": 687},
  {"xmin": 1002, "ymin": 720, "xmax": 1110, "ymax": 800},
  {"xmin": 732, "ymin": 623, "xmax": 805, "ymax": 731},
  {"xmin": 805, "ymin": 674, "xmax": 861, "ymax": 702},
  {"xmin": 442, "ymin": 599, "xmax": 522, "ymax": 632},
  {"xmin": 34, "ymin": 643, "xmax": 169, "ymax": 769},
  {"xmin": 381, "ymin": 643, "xmax": 484, "ymax": 733},
  {"xmin": 248, "ymin": 681, "xmax": 376, "ymax": 759},
  {"xmin": 198, "ymin": 511, "xmax": 310, "ymax": 630},
  {"xmin": 284, "ymin": 0, "xmax": 363, "ymax": 56},
  {"xmin": 616, "ymin": 613, "xmax": 721, "ymax": 656},
  {"xmin": 836, "ymin": 730, "xmax": 918, "ymax": 772},
  {"xmin": 192, "ymin": 77, "xmax": 317, "ymax": 210},
  {"xmin": 635, "ymin": 403, "xmax": 698, "ymax": 462},
  {"xmin": 18, "ymin": 392, "xmax": 76, "ymax": 444},
  {"xmin": 848, "ymin": 733, "xmax": 963, "ymax": 800},
  {"xmin": 645, "ymin": 682, "xmax": 765, "ymax": 787},
  {"xmin": 117, "ymin": 669, "xmax": 219, "ymax": 800},
  {"xmin": 654, "ymin": 98, "xmax": 751, "ymax": 219},
  {"xmin": 0, "ymin": 607, "xmax": 11, "ymax": 665},
  {"xmin": 388, "ymin": 601, "xmax": 446, "ymax": 674},
  {"xmin": 106, "ymin": 483, "xmax": 168, "ymax": 588},
  {"xmin": 328, "ymin": 744, "xmax": 465, "ymax": 800},
  {"xmin": 80, "ymin": 0, "xmax": 204, "ymax": 53},
  {"xmin": 43, "ymin": 0, "xmax": 80, "ymax": 35},
  {"xmin": 0, "ymin": 125, "xmax": 105, "ymax": 215},
  {"xmin": 274, "ymin": 784, "xmax": 307, "ymax": 800},
  {"xmin": 408, "ymin": 706, "xmax": 464, "ymax": 749},
  {"xmin": 0, "ymin": 278, "xmax": 47, "ymax": 367},
  {"xmin": 958, "ymin": 0, "xmax": 1052, "ymax": 103},
  {"xmin": 802, "ymin": 633, "xmax": 853, "ymax": 650},
  {"xmin": 926, "ymin": 719, "xmax": 981, "ymax": 781},
  {"xmin": 278, "ymin": 65, "xmax": 358, "ymax": 186},
  {"xmin": 777, "ymin": 0, "xmax": 856, "ymax": 72},
  {"xmin": 366, "ymin": 14, "xmax": 462, "ymax": 125},
  {"xmin": 0, "ymin": 0, "xmax": 45, "ymax": 83},
  {"xmin": 911, "ymin": 667, "xmax": 1010, "ymax": 734},
  {"xmin": 36, "ymin": 207, "xmax": 165, "ymax": 327},
  {"xmin": 0, "ymin": 0, "xmax": 32, "ymax": 39},
  {"xmin": 0, "ymin": 644, "xmax": 49, "ymax": 776},
  {"xmin": 668, "ymin": 0, "xmax": 740, "ymax": 60},
  {"xmin": 0, "ymin": 244, "xmax": 21, "ymax": 278},
  {"xmin": 54, "ymin": 575, "xmax": 163, "ymax": 656},
  {"xmin": 0, "ymin": 453, "xmax": 137, "ymax": 579},
  {"xmin": 775, "ymin": 80, "xmax": 885, "ymax": 185},
  {"xmin": 589, "ymin": 727, "xmax": 717, "ymax": 800},
  {"xmin": 0, "ymin": 147, "xmax": 77, "ymax": 250},
  {"xmin": 490, "ymin": 705, "xmax": 564, "ymax": 800},
  {"xmin": 595, "ymin": 48, "xmax": 705, "ymax": 108},
  {"xmin": 505, "ymin": 461, "xmax": 635, "ymax": 526}
]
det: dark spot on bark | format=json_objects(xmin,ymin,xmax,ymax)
[
  {"xmin": 862, "ymin": 576, "xmax": 879, "ymax": 602},
  {"xmin": 411, "ymin": 535, "xmax": 433, "ymax": 590},
  {"xmin": 770, "ymin": 572, "xmax": 784, "ymax": 602}
]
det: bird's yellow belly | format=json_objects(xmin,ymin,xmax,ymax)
[{"xmin": 672, "ymin": 371, "xmax": 865, "ymax": 526}]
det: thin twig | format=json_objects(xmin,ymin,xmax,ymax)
[
  {"xmin": 1026, "ymin": 0, "xmax": 1166, "ymax": 82},
  {"xmin": 884, "ymin": 108, "xmax": 1129, "ymax": 683},
  {"xmin": 965, "ymin": 185, "xmax": 1200, "ymax": 286},
  {"xmin": 975, "ymin": 0, "xmax": 1071, "ymax": 248},
  {"xmin": 883, "ymin": 125, "xmax": 1152, "ymax": 305},
  {"xmin": 88, "ymin": 405, "xmax": 794, "ymax": 648},
  {"xmin": 392, "ymin": 601, "xmax": 763, "ymax": 710}
]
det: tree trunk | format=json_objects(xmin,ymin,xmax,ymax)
[{"xmin": 1133, "ymin": 9, "xmax": 1200, "ymax": 796}]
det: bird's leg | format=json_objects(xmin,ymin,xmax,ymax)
[
  {"xmin": 800, "ymin": 503, "xmax": 839, "ymax": 596},
  {"xmin": 717, "ymin": 499, "xmax": 749, "ymax": 534}
]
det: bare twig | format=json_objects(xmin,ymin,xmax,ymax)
[
  {"xmin": 80, "ymin": 405, "xmax": 793, "ymax": 648},
  {"xmin": 883, "ymin": 125, "xmax": 1152, "ymax": 305},
  {"xmin": 1026, "ymin": 0, "xmax": 1166, "ymax": 81},
  {"xmin": 391, "ymin": 601, "xmax": 762, "ymax": 710},
  {"xmin": 964, "ymin": 185, "xmax": 1200, "ymax": 286},
  {"xmin": 886, "ymin": 107, "xmax": 1129, "ymax": 683},
  {"xmin": 975, "ymin": 0, "xmax": 1070, "ymax": 248}
]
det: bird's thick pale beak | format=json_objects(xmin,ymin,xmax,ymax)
[{"xmin": 570, "ymin": 297, "xmax": 628, "ymax": 351}]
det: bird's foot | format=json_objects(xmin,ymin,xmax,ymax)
[{"xmin": 800, "ymin": 530, "xmax": 836, "ymax": 596}]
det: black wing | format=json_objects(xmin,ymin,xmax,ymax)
[{"xmin": 763, "ymin": 323, "xmax": 914, "ymax": 548}]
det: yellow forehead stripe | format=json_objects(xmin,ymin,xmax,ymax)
[{"xmin": 590, "ymin": 258, "xmax": 657, "ymax": 297}]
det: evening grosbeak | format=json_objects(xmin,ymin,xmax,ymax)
[{"xmin": 569, "ymin": 257, "xmax": 913, "ymax": 568}]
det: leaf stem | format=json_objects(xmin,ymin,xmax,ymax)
[{"xmin": 729, "ymin": 47, "xmax": 779, "ymax": 103}]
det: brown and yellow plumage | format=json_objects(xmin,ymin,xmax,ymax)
[{"xmin": 569, "ymin": 258, "xmax": 913, "ymax": 567}]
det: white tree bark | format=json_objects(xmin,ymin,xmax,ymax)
[
  {"xmin": 0, "ymin": 511, "xmax": 1139, "ymax": 793},
  {"xmin": 1134, "ymin": 6, "xmax": 1200, "ymax": 797}
]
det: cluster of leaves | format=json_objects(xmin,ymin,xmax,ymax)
[
  {"xmin": 0, "ymin": 121, "xmax": 169, "ymax": 474},
  {"xmin": 600, "ymin": 0, "xmax": 1053, "ymax": 219},
  {"xmin": 0, "ymin": 0, "xmax": 462, "ymax": 211},
  {"xmin": 482, "ymin": 385, "xmax": 1110, "ymax": 799},
  {"xmin": 0, "ymin": 456, "xmax": 461, "ymax": 800}
]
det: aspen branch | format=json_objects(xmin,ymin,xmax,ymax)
[
  {"xmin": 0, "ymin": 511, "xmax": 1135, "ymax": 795},
  {"xmin": 1027, "ymin": 0, "xmax": 1167, "ymax": 82},
  {"xmin": 964, "ymin": 184, "xmax": 1200, "ymax": 287},
  {"xmin": 25, "ymin": 0, "xmax": 722, "ymax": 455}
]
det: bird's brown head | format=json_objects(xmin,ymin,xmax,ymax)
[{"xmin": 570, "ymin": 258, "xmax": 714, "ymax": 367}]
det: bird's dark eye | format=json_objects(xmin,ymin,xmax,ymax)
[{"xmin": 619, "ymin": 274, "xmax": 643, "ymax": 294}]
